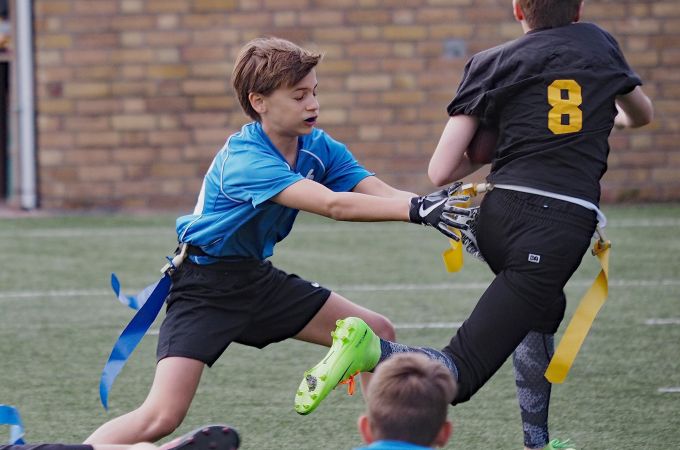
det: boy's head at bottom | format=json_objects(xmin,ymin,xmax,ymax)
[{"xmin": 358, "ymin": 353, "xmax": 458, "ymax": 448}]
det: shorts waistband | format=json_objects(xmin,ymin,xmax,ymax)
[
  {"xmin": 493, "ymin": 184, "xmax": 606, "ymax": 227},
  {"xmin": 185, "ymin": 245, "xmax": 262, "ymax": 268}
]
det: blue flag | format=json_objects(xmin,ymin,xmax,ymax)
[
  {"xmin": 0, "ymin": 404, "xmax": 25, "ymax": 444},
  {"xmin": 111, "ymin": 273, "xmax": 158, "ymax": 310},
  {"xmin": 99, "ymin": 274, "xmax": 172, "ymax": 410}
]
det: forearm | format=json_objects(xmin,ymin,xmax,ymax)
[
  {"xmin": 272, "ymin": 179, "xmax": 411, "ymax": 222},
  {"xmin": 352, "ymin": 175, "xmax": 416, "ymax": 199},
  {"xmin": 445, "ymin": 155, "xmax": 484, "ymax": 185},
  {"xmin": 614, "ymin": 86, "xmax": 654, "ymax": 129},
  {"xmin": 428, "ymin": 115, "xmax": 479, "ymax": 186},
  {"xmin": 324, "ymin": 192, "xmax": 411, "ymax": 222}
]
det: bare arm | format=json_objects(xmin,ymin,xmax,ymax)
[
  {"xmin": 428, "ymin": 115, "xmax": 484, "ymax": 186},
  {"xmin": 352, "ymin": 175, "xmax": 416, "ymax": 199},
  {"xmin": 614, "ymin": 86, "xmax": 654, "ymax": 129},
  {"xmin": 271, "ymin": 178, "xmax": 411, "ymax": 222}
]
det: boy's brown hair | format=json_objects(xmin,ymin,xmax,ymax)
[
  {"xmin": 517, "ymin": 0, "xmax": 582, "ymax": 29},
  {"xmin": 231, "ymin": 37, "xmax": 322, "ymax": 121},
  {"xmin": 366, "ymin": 353, "xmax": 457, "ymax": 446}
]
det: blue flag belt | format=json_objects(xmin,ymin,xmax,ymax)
[
  {"xmin": 99, "ymin": 244, "xmax": 188, "ymax": 410},
  {"xmin": 0, "ymin": 404, "xmax": 25, "ymax": 444}
]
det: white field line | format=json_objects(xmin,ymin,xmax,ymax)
[
  {"xmin": 658, "ymin": 387, "xmax": 680, "ymax": 393},
  {"xmin": 0, "ymin": 217, "xmax": 679, "ymax": 238},
  {"xmin": 145, "ymin": 316, "xmax": 680, "ymax": 335},
  {"xmin": 143, "ymin": 321, "xmax": 465, "ymax": 336},
  {"xmin": 2, "ymin": 278, "xmax": 680, "ymax": 299},
  {"xmin": 644, "ymin": 318, "xmax": 680, "ymax": 325},
  {"xmin": 0, "ymin": 227, "xmax": 174, "ymax": 238},
  {"xmin": 131, "ymin": 318, "xmax": 680, "ymax": 335}
]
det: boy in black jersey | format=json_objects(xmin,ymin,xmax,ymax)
[{"xmin": 297, "ymin": 1, "xmax": 653, "ymax": 449}]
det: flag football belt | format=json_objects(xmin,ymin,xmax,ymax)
[
  {"xmin": 0, "ymin": 404, "xmax": 25, "ymax": 444},
  {"xmin": 443, "ymin": 183, "xmax": 610, "ymax": 384},
  {"xmin": 99, "ymin": 244, "xmax": 188, "ymax": 409}
]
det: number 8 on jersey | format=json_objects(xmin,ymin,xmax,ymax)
[{"xmin": 548, "ymin": 79, "xmax": 582, "ymax": 135}]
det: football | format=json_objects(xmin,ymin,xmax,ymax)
[{"xmin": 466, "ymin": 126, "xmax": 498, "ymax": 164}]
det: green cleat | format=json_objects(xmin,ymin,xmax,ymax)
[
  {"xmin": 545, "ymin": 439, "xmax": 575, "ymax": 450},
  {"xmin": 294, "ymin": 317, "xmax": 381, "ymax": 415}
]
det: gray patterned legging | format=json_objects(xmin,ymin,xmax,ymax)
[{"xmin": 514, "ymin": 331, "xmax": 554, "ymax": 449}]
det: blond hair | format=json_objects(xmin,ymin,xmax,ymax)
[
  {"xmin": 366, "ymin": 353, "xmax": 457, "ymax": 446},
  {"xmin": 231, "ymin": 37, "xmax": 322, "ymax": 121}
]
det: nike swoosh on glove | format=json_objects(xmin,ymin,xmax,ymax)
[{"xmin": 409, "ymin": 181, "xmax": 469, "ymax": 240}]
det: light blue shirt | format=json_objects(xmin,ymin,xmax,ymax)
[
  {"xmin": 177, "ymin": 122, "xmax": 372, "ymax": 261},
  {"xmin": 354, "ymin": 440, "xmax": 432, "ymax": 450}
]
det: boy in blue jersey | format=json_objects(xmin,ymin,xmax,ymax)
[
  {"xmin": 84, "ymin": 37, "xmax": 476, "ymax": 445},
  {"xmin": 354, "ymin": 354, "xmax": 456, "ymax": 450},
  {"xmin": 295, "ymin": 1, "xmax": 654, "ymax": 449}
]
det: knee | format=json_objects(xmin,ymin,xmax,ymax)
[
  {"xmin": 137, "ymin": 407, "xmax": 185, "ymax": 440},
  {"xmin": 366, "ymin": 314, "xmax": 396, "ymax": 341},
  {"xmin": 153, "ymin": 413, "xmax": 184, "ymax": 437}
]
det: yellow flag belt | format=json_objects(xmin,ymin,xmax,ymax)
[{"xmin": 442, "ymin": 183, "xmax": 611, "ymax": 384}]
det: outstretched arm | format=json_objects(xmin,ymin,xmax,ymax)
[
  {"xmin": 272, "ymin": 178, "xmax": 473, "ymax": 240},
  {"xmin": 351, "ymin": 175, "xmax": 416, "ymax": 200},
  {"xmin": 272, "ymin": 178, "xmax": 410, "ymax": 222},
  {"xmin": 428, "ymin": 115, "xmax": 484, "ymax": 186},
  {"xmin": 614, "ymin": 86, "xmax": 653, "ymax": 129}
]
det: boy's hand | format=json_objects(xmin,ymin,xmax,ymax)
[
  {"xmin": 409, "ymin": 182, "xmax": 471, "ymax": 240},
  {"xmin": 443, "ymin": 204, "xmax": 484, "ymax": 261}
]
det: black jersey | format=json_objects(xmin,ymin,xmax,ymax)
[{"xmin": 447, "ymin": 22, "xmax": 641, "ymax": 204}]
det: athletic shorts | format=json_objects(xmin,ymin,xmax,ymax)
[
  {"xmin": 157, "ymin": 257, "xmax": 331, "ymax": 366},
  {"xmin": 443, "ymin": 188, "xmax": 597, "ymax": 403}
]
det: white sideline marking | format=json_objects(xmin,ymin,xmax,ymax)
[
  {"xmin": 143, "ymin": 322, "xmax": 465, "ymax": 336},
  {"xmin": 0, "ymin": 289, "xmax": 110, "ymax": 298},
  {"xmin": 2, "ymin": 278, "xmax": 680, "ymax": 299},
  {"xmin": 140, "ymin": 318, "xmax": 680, "ymax": 335},
  {"xmin": 0, "ymin": 227, "xmax": 173, "ymax": 238},
  {"xmin": 644, "ymin": 318, "xmax": 680, "ymax": 325},
  {"xmin": 0, "ymin": 217, "xmax": 679, "ymax": 238},
  {"xmin": 141, "ymin": 319, "xmax": 679, "ymax": 334},
  {"xmin": 658, "ymin": 387, "xmax": 680, "ymax": 393}
]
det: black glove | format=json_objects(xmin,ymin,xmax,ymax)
[
  {"xmin": 442, "ymin": 203, "xmax": 484, "ymax": 261},
  {"xmin": 409, "ymin": 182, "xmax": 471, "ymax": 240}
]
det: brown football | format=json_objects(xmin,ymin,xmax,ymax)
[{"xmin": 466, "ymin": 126, "xmax": 498, "ymax": 164}]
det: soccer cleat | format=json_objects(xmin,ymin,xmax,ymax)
[
  {"xmin": 294, "ymin": 317, "xmax": 381, "ymax": 415},
  {"xmin": 545, "ymin": 439, "xmax": 575, "ymax": 450},
  {"xmin": 169, "ymin": 424, "xmax": 240, "ymax": 450}
]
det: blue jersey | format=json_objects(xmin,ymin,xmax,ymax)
[{"xmin": 176, "ymin": 122, "xmax": 373, "ymax": 261}]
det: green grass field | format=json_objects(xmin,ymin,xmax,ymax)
[{"xmin": 1, "ymin": 205, "xmax": 679, "ymax": 449}]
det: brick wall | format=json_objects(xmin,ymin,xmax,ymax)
[{"xmin": 34, "ymin": 0, "xmax": 679, "ymax": 210}]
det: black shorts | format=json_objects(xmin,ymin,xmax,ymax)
[{"xmin": 157, "ymin": 258, "xmax": 331, "ymax": 366}]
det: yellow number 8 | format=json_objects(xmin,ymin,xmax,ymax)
[{"xmin": 547, "ymin": 79, "xmax": 582, "ymax": 134}]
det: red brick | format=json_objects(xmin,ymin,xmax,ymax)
[
  {"xmin": 146, "ymin": 97, "xmax": 191, "ymax": 112},
  {"xmin": 35, "ymin": 1, "xmax": 72, "ymax": 15},
  {"xmin": 193, "ymin": 96, "xmax": 235, "ymax": 111},
  {"xmin": 193, "ymin": 0, "xmax": 237, "ymax": 12},
  {"xmin": 78, "ymin": 165, "xmax": 125, "ymax": 181},
  {"xmin": 29, "ymin": 0, "xmax": 680, "ymax": 210}
]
